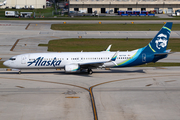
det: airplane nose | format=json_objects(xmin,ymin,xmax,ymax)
[{"xmin": 3, "ymin": 61, "xmax": 9, "ymax": 67}]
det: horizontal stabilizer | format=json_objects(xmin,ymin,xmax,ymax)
[
  {"xmin": 154, "ymin": 52, "xmax": 174, "ymax": 56},
  {"xmin": 154, "ymin": 50, "xmax": 174, "ymax": 56}
]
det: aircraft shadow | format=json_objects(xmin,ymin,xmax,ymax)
[
  {"xmin": 0, "ymin": 69, "xmax": 145, "ymax": 77},
  {"xmin": 96, "ymin": 69, "xmax": 145, "ymax": 74}
]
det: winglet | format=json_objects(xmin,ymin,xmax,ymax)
[
  {"xmin": 106, "ymin": 44, "xmax": 112, "ymax": 51},
  {"xmin": 111, "ymin": 51, "xmax": 119, "ymax": 61}
]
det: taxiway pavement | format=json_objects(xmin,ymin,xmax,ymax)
[{"xmin": 0, "ymin": 67, "xmax": 180, "ymax": 120}]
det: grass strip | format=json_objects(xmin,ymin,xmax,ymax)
[
  {"xmin": 51, "ymin": 24, "xmax": 180, "ymax": 31},
  {"xmin": 0, "ymin": 61, "xmax": 8, "ymax": 68},
  {"xmin": 38, "ymin": 38, "xmax": 180, "ymax": 52},
  {"xmin": 137, "ymin": 62, "xmax": 180, "ymax": 67}
]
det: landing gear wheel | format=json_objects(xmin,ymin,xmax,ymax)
[{"xmin": 88, "ymin": 69, "xmax": 93, "ymax": 75}]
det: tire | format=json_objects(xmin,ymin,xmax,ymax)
[{"xmin": 88, "ymin": 69, "xmax": 93, "ymax": 74}]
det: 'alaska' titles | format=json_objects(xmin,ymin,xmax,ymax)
[{"xmin": 27, "ymin": 57, "xmax": 61, "ymax": 67}]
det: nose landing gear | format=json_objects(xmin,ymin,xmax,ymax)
[{"xmin": 18, "ymin": 70, "xmax": 21, "ymax": 74}]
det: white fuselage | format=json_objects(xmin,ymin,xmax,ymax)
[{"xmin": 3, "ymin": 50, "xmax": 137, "ymax": 70}]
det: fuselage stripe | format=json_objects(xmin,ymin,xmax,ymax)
[{"xmin": 116, "ymin": 51, "xmax": 138, "ymax": 66}]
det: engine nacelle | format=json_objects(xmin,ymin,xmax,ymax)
[{"xmin": 65, "ymin": 64, "xmax": 80, "ymax": 73}]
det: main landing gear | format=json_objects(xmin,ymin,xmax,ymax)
[{"xmin": 87, "ymin": 69, "xmax": 93, "ymax": 75}]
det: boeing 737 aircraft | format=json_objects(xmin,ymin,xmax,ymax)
[{"xmin": 3, "ymin": 22, "xmax": 173, "ymax": 74}]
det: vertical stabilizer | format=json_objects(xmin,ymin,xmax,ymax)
[{"xmin": 147, "ymin": 22, "xmax": 173, "ymax": 53}]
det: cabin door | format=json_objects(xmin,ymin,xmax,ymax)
[{"xmin": 21, "ymin": 56, "xmax": 28, "ymax": 64}]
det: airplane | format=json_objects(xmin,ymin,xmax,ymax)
[{"xmin": 3, "ymin": 22, "xmax": 173, "ymax": 74}]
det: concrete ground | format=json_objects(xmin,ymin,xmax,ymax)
[
  {"xmin": 0, "ymin": 20, "xmax": 180, "ymax": 120},
  {"xmin": 155, "ymin": 14, "xmax": 173, "ymax": 18},
  {"xmin": 0, "ymin": 67, "xmax": 180, "ymax": 120}
]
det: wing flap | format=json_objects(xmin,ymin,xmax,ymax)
[{"xmin": 79, "ymin": 61, "xmax": 105, "ymax": 69}]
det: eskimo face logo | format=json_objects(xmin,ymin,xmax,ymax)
[{"xmin": 155, "ymin": 33, "xmax": 168, "ymax": 49}]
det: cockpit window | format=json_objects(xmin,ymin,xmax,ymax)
[{"xmin": 9, "ymin": 58, "xmax": 16, "ymax": 61}]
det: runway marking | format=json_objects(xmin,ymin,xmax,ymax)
[
  {"xmin": 66, "ymin": 96, "xmax": 80, "ymax": 98},
  {"xmin": 165, "ymin": 80, "xmax": 176, "ymax": 82},
  {"xmin": 10, "ymin": 39, "xmax": 20, "ymax": 51},
  {"xmin": 146, "ymin": 84, "xmax": 153, "ymax": 86},
  {"xmin": 0, "ymin": 45, "xmax": 12, "ymax": 46},
  {"xmin": 0, "ymin": 74, "xmax": 179, "ymax": 120},
  {"xmin": 0, "ymin": 77, "xmax": 89, "ymax": 91},
  {"xmin": 89, "ymin": 74, "xmax": 180, "ymax": 120},
  {"xmin": 25, "ymin": 23, "xmax": 30, "ymax": 30},
  {"xmin": 16, "ymin": 86, "xmax": 25, "ymax": 88}
]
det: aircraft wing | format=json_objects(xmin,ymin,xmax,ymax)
[
  {"xmin": 79, "ymin": 61, "xmax": 106, "ymax": 68},
  {"xmin": 79, "ymin": 51, "xmax": 119, "ymax": 68}
]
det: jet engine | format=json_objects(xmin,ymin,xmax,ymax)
[{"xmin": 65, "ymin": 64, "xmax": 80, "ymax": 72}]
